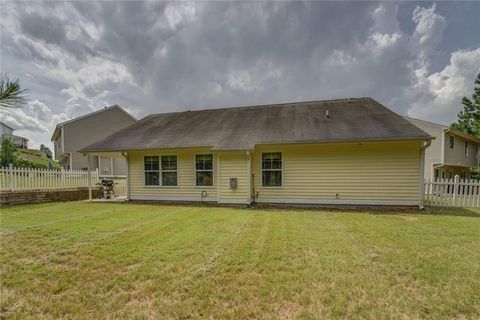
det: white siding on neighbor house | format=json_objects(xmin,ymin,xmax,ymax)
[
  {"xmin": 444, "ymin": 133, "xmax": 479, "ymax": 168},
  {"xmin": 0, "ymin": 122, "xmax": 14, "ymax": 136},
  {"xmin": 98, "ymin": 156, "xmax": 114, "ymax": 176},
  {"xmin": 404, "ymin": 118, "xmax": 443, "ymax": 180},
  {"xmin": 218, "ymin": 152, "xmax": 250, "ymax": 204},
  {"xmin": 54, "ymin": 107, "xmax": 136, "ymax": 174},
  {"xmin": 128, "ymin": 148, "xmax": 219, "ymax": 202},
  {"xmin": 251, "ymin": 141, "xmax": 423, "ymax": 205}
]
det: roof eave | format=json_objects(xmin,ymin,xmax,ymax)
[
  {"xmin": 51, "ymin": 125, "xmax": 61, "ymax": 142},
  {"xmin": 444, "ymin": 128, "xmax": 480, "ymax": 144},
  {"xmin": 80, "ymin": 136, "xmax": 433, "ymax": 153}
]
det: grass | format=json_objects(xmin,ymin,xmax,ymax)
[{"xmin": 1, "ymin": 202, "xmax": 480, "ymax": 319}]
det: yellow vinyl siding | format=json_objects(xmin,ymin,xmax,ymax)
[
  {"xmin": 252, "ymin": 141, "xmax": 422, "ymax": 204},
  {"xmin": 126, "ymin": 141, "xmax": 423, "ymax": 205},
  {"xmin": 128, "ymin": 148, "xmax": 218, "ymax": 202},
  {"xmin": 218, "ymin": 152, "xmax": 249, "ymax": 204}
]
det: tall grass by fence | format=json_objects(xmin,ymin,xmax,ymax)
[
  {"xmin": 0, "ymin": 165, "xmax": 100, "ymax": 192},
  {"xmin": 425, "ymin": 176, "xmax": 480, "ymax": 207}
]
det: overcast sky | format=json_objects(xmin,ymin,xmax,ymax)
[{"xmin": 1, "ymin": 1, "xmax": 479, "ymax": 149}]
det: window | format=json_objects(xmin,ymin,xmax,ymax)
[
  {"xmin": 464, "ymin": 140, "xmax": 468, "ymax": 156},
  {"xmin": 144, "ymin": 156, "xmax": 160, "ymax": 186},
  {"xmin": 161, "ymin": 156, "xmax": 177, "ymax": 186},
  {"xmin": 449, "ymin": 135, "xmax": 455, "ymax": 149},
  {"xmin": 196, "ymin": 154, "xmax": 213, "ymax": 186},
  {"xmin": 262, "ymin": 152, "xmax": 282, "ymax": 187}
]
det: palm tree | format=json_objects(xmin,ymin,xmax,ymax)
[{"xmin": 0, "ymin": 73, "xmax": 28, "ymax": 108}]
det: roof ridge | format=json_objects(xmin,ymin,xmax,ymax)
[
  {"xmin": 403, "ymin": 116, "xmax": 448, "ymax": 128},
  {"xmin": 148, "ymin": 97, "xmax": 374, "ymax": 116}
]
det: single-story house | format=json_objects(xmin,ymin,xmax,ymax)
[{"xmin": 80, "ymin": 98, "xmax": 433, "ymax": 207}]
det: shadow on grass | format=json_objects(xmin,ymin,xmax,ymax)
[
  {"xmin": 250, "ymin": 204, "xmax": 480, "ymax": 218},
  {"xmin": 421, "ymin": 207, "xmax": 480, "ymax": 218},
  {"xmin": 89, "ymin": 200, "xmax": 480, "ymax": 218},
  {"xmin": 369, "ymin": 206, "xmax": 480, "ymax": 218}
]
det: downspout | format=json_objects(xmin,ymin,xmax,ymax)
[
  {"xmin": 419, "ymin": 140, "xmax": 432, "ymax": 210},
  {"xmin": 217, "ymin": 154, "xmax": 221, "ymax": 204},
  {"xmin": 122, "ymin": 151, "xmax": 130, "ymax": 201},
  {"xmin": 69, "ymin": 152, "xmax": 73, "ymax": 170},
  {"xmin": 61, "ymin": 125, "xmax": 65, "ymax": 154},
  {"xmin": 440, "ymin": 128, "xmax": 445, "ymax": 165},
  {"xmin": 87, "ymin": 154, "xmax": 92, "ymax": 201},
  {"xmin": 246, "ymin": 150, "xmax": 252, "ymax": 206}
]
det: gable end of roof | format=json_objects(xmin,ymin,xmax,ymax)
[{"xmin": 51, "ymin": 104, "xmax": 136, "ymax": 141}]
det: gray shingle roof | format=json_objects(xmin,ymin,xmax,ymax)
[{"xmin": 80, "ymin": 98, "xmax": 432, "ymax": 152}]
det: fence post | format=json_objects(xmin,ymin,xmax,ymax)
[
  {"xmin": 61, "ymin": 167, "xmax": 65, "ymax": 189},
  {"xmin": 453, "ymin": 175, "xmax": 459, "ymax": 206},
  {"xmin": 8, "ymin": 163, "xmax": 13, "ymax": 191}
]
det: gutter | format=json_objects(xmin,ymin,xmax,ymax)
[
  {"xmin": 79, "ymin": 137, "xmax": 434, "ymax": 154},
  {"xmin": 419, "ymin": 139, "xmax": 432, "ymax": 210}
]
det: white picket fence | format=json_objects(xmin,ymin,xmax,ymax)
[
  {"xmin": 0, "ymin": 165, "xmax": 100, "ymax": 192},
  {"xmin": 425, "ymin": 176, "xmax": 480, "ymax": 207}
]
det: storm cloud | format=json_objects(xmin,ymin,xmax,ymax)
[{"xmin": 1, "ymin": 1, "xmax": 479, "ymax": 148}]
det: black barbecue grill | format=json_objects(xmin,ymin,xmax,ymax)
[{"xmin": 96, "ymin": 179, "xmax": 117, "ymax": 199}]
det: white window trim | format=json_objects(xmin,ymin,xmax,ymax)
[
  {"xmin": 160, "ymin": 155, "xmax": 179, "ymax": 187},
  {"xmin": 449, "ymin": 135, "xmax": 455, "ymax": 149},
  {"xmin": 261, "ymin": 152, "xmax": 283, "ymax": 188},
  {"xmin": 143, "ymin": 155, "xmax": 179, "ymax": 187},
  {"xmin": 194, "ymin": 154, "xmax": 215, "ymax": 188}
]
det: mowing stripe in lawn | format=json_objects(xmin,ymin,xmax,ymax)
[{"xmin": 1, "ymin": 203, "xmax": 479, "ymax": 319}]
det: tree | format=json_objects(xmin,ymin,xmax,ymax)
[
  {"xmin": 0, "ymin": 73, "xmax": 29, "ymax": 108},
  {"xmin": 40, "ymin": 144, "xmax": 53, "ymax": 159},
  {"xmin": 450, "ymin": 73, "xmax": 480, "ymax": 137},
  {"xmin": 0, "ymin": 137, "xmax": 17, "ymax": 167}
]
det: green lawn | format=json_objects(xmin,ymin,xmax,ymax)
[{"xmin": 1, "ymin": 202, "xmax": 479, "ymax": 319}]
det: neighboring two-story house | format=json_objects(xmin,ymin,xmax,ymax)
[
  {"xmin": 51, "ymin": 105, "xmax": 136, "ymax": 175},
  {"xmin": 405, "ymin": 117, "xmax": 480, "ymax": 180},
  {"xmin": 1, "ymin": 121, "xmax": 29, "ymax": 149}
]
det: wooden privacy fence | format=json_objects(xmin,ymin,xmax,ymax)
[
  {"xmin": 0, "ymin": 165, "xmax": 100, "ymax": 192},
  {"xmin": 425, "ymin": 175, "xmax": 480, "ymax": 207}
]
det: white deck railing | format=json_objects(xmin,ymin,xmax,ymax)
[
  {"xmin": 0, "ymin": 165, "xmax": 100, "ymax": 191},
  {"xmin": 98, "ymin": 175, "xmax": 127, "ymax": 198},
  {"xmin": 425, "ymin": 175, "xmax": 480, "ymax": 207}
]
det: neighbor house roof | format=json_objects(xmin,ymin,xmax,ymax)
[
  {"xmin": 3, "ymin": 133, "xmax": 29, "ymax": 141},
  {"xmin": 445, "ymin": 128, "xmax": 480, "ymax": 144},
  {"xmin": 404, "ymin": 116, "xmax": 480, "ymax": 143},
  {"xmin": 0, "ymin": 121, "xmax": 15, "ymax": 131},
  {"xmin": 80, "ymin": 97, "xmax": 432, "ymax": 152},
  {"xmin": 51, "ymin": 105, "xmax": 136, "ymax": 141}
]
